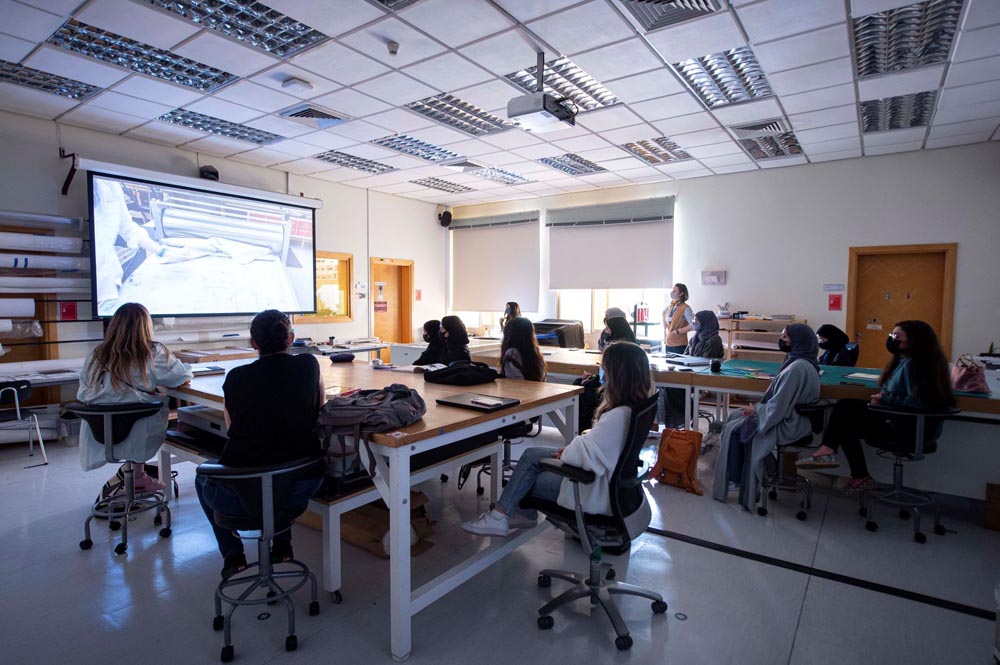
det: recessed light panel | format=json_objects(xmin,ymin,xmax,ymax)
[
  {"xmin": 0, "ymin": 58, "xmax": 100, "ymax": 100},
  {"xmin": 313, "ymin": 150, "xmax": 397, "ymax": 173},
  {"xmin": 48, "ymin": 19, "xmax": 237, "ymax": 92},
  {"xmin": 621, "ymin": 137, "xmax": 692, "ymax": 165},
  {"xmin": 470, "ymin": 167, "xmax": 532, "ymax": 185},
  {"xmin": 853, "ymin": 0, "xmax": 963, "ymax": 78},
  {"xmin": 410, "ymin": 177, "xmax": 473, "ymax": 193},
  {"xmin": 738, "ymin": 133, "xmax": 803, "ymax": 160},
  {"xmin": 371, "ymin": 134, "xmax": 462, "ymax": 162},
  {"xmin": 537, "ymin": 153, "xmax": 607, "ymax": 176},
  {"xmin": 505, "ymin": 57, "xmax": 619, "ymax": 112},
  {"xmin": 159, "ymin": 109, "xmax": 283, "ymax": 144},
  {"xmin": 406, "ymin": 93, "xmax": 513, "ymax": 136},
  {"xmin": 674, "ymin": 46, "xmax": 772, "ymax": 108},
  {"xmin": 371, "ymin": 0, "xmax": 419, "ymax": 8},
  {"xmin": 145, "ymin": 0, "xmax": 329, "ymax": 58},
  {"xmin": 859, "ymin": 91, "xmax": 937, "ymax": 132},
  {"xmin": 619, "ymin": 0, "xmax": 721, "ymax": 31}
]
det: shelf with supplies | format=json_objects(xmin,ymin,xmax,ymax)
[{"xmin": 722, "ymin": 317, "xmax": 807, "ymax": 361}]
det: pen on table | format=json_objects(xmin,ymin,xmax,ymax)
[
  {"xmin": 839, "ymin": 381, "xmax": 867, "ymax": 386},
  {"xmin": 221, "ymin": 333, "xmax": 239, "ymax": 337}
]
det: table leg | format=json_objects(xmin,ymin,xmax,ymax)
[
  {"xmin": 157, "ymin": 448, "xmax": 172, "ymax": 507},
  {"xmin": 388, "ymin": 445, "xmax": 413, "ymax": 661},
  {"xmin": 684, "ymin": 387, "xmax": 693, "ymax": 430},
  {"xmin": 321, "ymin": 505, "xmax": 341, "ymax": 595},
  {"xmin": 489, "ymin": 448, "xmax": 501, "ymax": 503}
]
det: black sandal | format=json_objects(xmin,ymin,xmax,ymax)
[
  {"xmin": 271, "ymin": 541, "xmax": 294, "ymax": 564},
  {"xmin": 221, "ymin": 553, "xmax": 247, "ymax": 580}
]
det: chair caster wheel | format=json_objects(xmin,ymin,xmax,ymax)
[
  {"xmin": 615, "ymin": 635, "xmax": 633, "ymax": 651},
  {"xmin": 330, "ymin": 590, "xmax": 342, "ymax": 604},
  {"xmin": 768, "ymin": 490, "xmax": 778, "ymax": 500},
  {"xmin": 651, "ymin": 600, "xmax": 668, "ymax": 614},
  {"xmin": 858, "ymin": 507, "xmax": 867, "ymax": 518},
  {"xmin": 933, "ymin": 524, "xmax": 946, "ymax": 536},
  {"xmin": 537, "ymin": 615, "xmax": 554, "ymax": 630},
  {"xmin": 757, "ymin": 507, "xmax": 768, "ymax": 517},
  {"xmin": 114, "ymin": 542, "xmax": 127, "ymax": 555},
  {"xmin": 266, "ymin": 591, "xmax": 277, "ymax": 605},
  {"xmin": 109, "ymin": 521, "xmax": 121, "ymax": 531},
  {"xmin": 605, "ymin": 568, "xmax": 616, "ymax": 581},
  {"xmin": 476, "ymin": 486, "xmax": 485, "ymax": 495},
  {"xmin": 538, "ymin": 574, "xmax": 551, "ymax": 588},
  {"xmin": 220, "ymin": 645, "xmax": 234, "ymax": 662},
  {"xmin": 899, "ymin": 509, "xmax": 911, "ymax": 520},
  {"xmin": 440, "ymin": 474, "xmax": 448, "ymax": 483},
  {"xmin": 309, "ymin": 601, "xmax": 320, "ymax": 616},
  {"xmin": 285, "ymin": 634, "xmax": 297, "ymax": 651},
  {"xmin": 914, "ymin": 532, "xmax": 927, "ymax": 544},
  {"xmin": 213, "ymin": 615, "xmax": 224, "ymax": 631},
  {"xmin": 865, "ymin": 521, "xmax": 878, "ymax": 532},
  {"xmin": 796, "ymin": 511, "xmax": 807, "ymax": 521},
  {"xmin": 153, "ymin": 515, "xmax": 162, "ymax": 526},
  {"xmin": 79, "ymin": 539, "xmax": 93, "ymax": 550},
  {"xmin": 159, "ymin": 528, "xmax": 171, "ymax": 538}
]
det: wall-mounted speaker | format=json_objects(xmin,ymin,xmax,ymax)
[{"xmin": 438, "ymin": 210, "xmax": 452, "ymax": 227}]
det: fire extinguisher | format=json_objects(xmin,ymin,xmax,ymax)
[{"xmin": 635, "ymin": 301, "xmax": 649, "ymax": 323}]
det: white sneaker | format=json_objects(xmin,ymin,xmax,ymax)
[
  {"xmin": 507, "ymin": 513, "xmax": 538, "ymax": 529},
  {"xmin": 461, "ymin": 510, "xmax": 511, "ymax": 537}
]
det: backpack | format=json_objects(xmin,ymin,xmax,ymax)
[
  {"xmin": 650, "ymin": 428, "xmax": 703, "ymax": 495},
  {"xmin": 315, "ymin": 384, "xmax": 427, "ymax": 491},
  {"xmin": 423, "ymin": 361, "xmax": 497, "ymax": 386}
]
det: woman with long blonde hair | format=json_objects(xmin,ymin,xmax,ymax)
[{"xmin": 78, "ymin": 303, "xmax": 193, "ymax": 489}]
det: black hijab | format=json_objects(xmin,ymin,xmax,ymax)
[
  {"xmin": 422, "ymin": 320, "xmax": 441, "ymax": 344},
  {"xmin": 605, "ymin": 317, "xmax": 636, "ymax": 344},
  {"xmin": 690, "ymin": 310, "xmax": 720, "ymax": 346},
  {"xmin": 816, "ymin": 324, "xmax": 850, "ymax": 351},
  {"xmin": 760, "ymin": 324, "xmax": 820, "ymax": 404}
]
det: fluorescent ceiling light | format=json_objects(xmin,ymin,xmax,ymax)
[
  {"xmin": 313, "ymin": 150, "xmax": 397, "ymax": 174},
  {"xmin": 853, "ymin": 0, "xmax": 963, "ymax": 78},
  {"xmin": 470, "ymin": 167, "xmax": 532, "ymax": 185},
  {"xmin": 738, "ymin": 133, "xmax": 803, "ymax": 160},
  {"xmin": 371, "ymin": 134, "xmax": 462, "ymax": 162},
  {"xmin": 410, "ymin": 177, "xmax": 473, "ymax": 193},
  {"xmin": 48, "ymin": 19, "xmax": 237, "ymax": 92},
  {"xmin": 159, "ymin": 108, "xmax": 284, "ymax": 144},
  {"xmin": 537, "ymin": 153, "xmax": 607, "ymax": 176},
  {"xmin": 674, "ymin": 45, "xmax": 772, "ymax": 108},
  {"xmin": 859, "ymin": 90, "xmax": 937, "ymax": 132},
  {"xmin": 505, "ymin": 57, "xmax": 619, "ymax": 113},
  {"xmin": 144, "ymin": 0, "xmax": 330, "ymax": 58},
  {"xmin": 405, "ymin": 93, "xmax": 513, "ymax": 137},
  {"xmin": 618, "ymin": 0, "xmax": 721, "ymax": 31},
  {"xmin": 621, "ymin": 137, "xmax": 692, "ymax": 165},
  {"xmin": 0, "ymin": 58, "xmax": 100, "ymax": 100}
]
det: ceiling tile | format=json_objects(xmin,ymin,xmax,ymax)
[
  {"xmin": 652, "ymin": 112, "xmax": 721, "ymax": 136},
  {"xmin": 379, "ymin": 154, "xmax": 429, "ymax": 170},
  {"xmin": 503, "ymin": 159, "xmax": 554, "ymax": 173},
  {"xmin": 112, "ymin": 75, "xmax": 204, "ymax": 106},
  {"xmin": 932, "ymin": 98, "xmax": 1000, "ymax": 124},
  {"xmin": 768, "ymin": 57, "xmax": 854, "ymax": 96},
  {"xmin": 0, "ymin": 82, "xmax": 79, "ymax": 119},
  {"xmin": 173, "ymin": 32, "xmax": 279, "ymax": 78},
  {"xmin": 789, "ymin": 104, "xmax": 858, "ymax": 131},
  {"xmin": 122, "ymin": 120, "xmax": 206, "ymax": 145},
  {"xmin": 863, "ymin": 126, "xmax": 926, "ymax": 146},
  {"xmin": 939, "ymin": 80, "xmax": 1000, "ymax": 108},
  {"xmin": 698, "ymin": 153, "xmax": 754, "ymax": 167},
  {"xmin": 684, "ymin": 141, "xmax": 744, "ymax": 158},
  {"xmin": 710, "ymin": 98, "xmax": 783, "ymax": 125},
  {"xmin": 0, "ymin": 0, "xmax": 64, "ymax": 41},
  {"xmin": 865, "ymin": 141, "xmax": 923, "ymax": 155},
  {"xmin": 265, "ymin": 138, "xmax": 326, "ymax": 157},
  {"xmin": 17, "ymin": 0, "xmax": 80, "ymax": 14},
  {"xmin": 644, "ymin": 12, "xmax": 746, "ymax": 63},
  {"xmin": 288, "ymin": 158, "xmax": 353, "ymax": 175},
  {"xmin": 309, "ymin": 167, "xmax": 367, "ymax": 182},
  {"xmin": 338, "ymin": 143, "xmax": 399, "ymax": 160},
  {"xmin": 754, "ymin": 25, "xmax": 849, "ymax": 74},
  {"xmin": 780, "ymin": 82, "xmax": 857, "ymax": 114},
  {"xmin": 76, "ymin": 0, "xmax": 199, "ymax": 50},
  {"xmin": 953, "ymin": 24, "xmax": 1000, "ymax": 63},
  {"xmin": 737, "ymin": 0, "xmax": 845, "ymax": 45},
  {"xmin": 405, "ymin": 124, "xmax": 473, "ymax": 145},
  {"xmin": 59, "ymin": 104, "xmax": 147, "ymax": 133},
  {"xmin": 474, "ymin": 150, "xmax": 524, "ymax": 165},
  {"xmin": 184, "ymin": 97, "xmax": 261, "ymax": 123},
  {"xmin": 290, "ymin": 41, "xmax": 389, "ymax": 85},
  {"xmin": 88, "ymin": 91, "xmax": 174, "ymax": 118},
  {"xmin": 945, "ymin": 54, "xmax": 1000, "ymax": 88},
  {"xmin": 597, "ymin": 123, "xmax": 660, "ymax": 144},
  {"xmin": 295, "ymin": 130, "xmax": 359, "ymax": 151},
  {"xmin": 570, "ymin": 39, "xmax": 662, "ymax": 83},
  {"xmin": 445, "ymin": 138, "xmax": 499, "ymax": 156},
  {"xmin": 355, "ymin": 72, "xmax": 438, "ymax": 105},
  {"xmin": 214, "ymin": 81, "xmax": 299, "ymax": 113},
  {"xmin": 808, "ymin": 148, "xmax": 861, "ymax": 162},
  {"xmin": 926, "ymin": 131, "xmax": 993, "ymax": 149},
  {"xmin": 630, "ymin": 92, "xmax": 705, "ymax": 121},
  {"xmin": 850, "ymin": 0, "xmax": 915, "ymax": 16},
  {"xmin": 250, "ymin": 65, "xmax": 341, "ymax": 100},
  {"xmin": 228, "ymin": 146, "xmax": 300, "ymax": 166},
  {"xmin": 671, "ymin": 127, "xmax": 733, "ymax": 148},
  {"xmin": 574, "ymin": 105, "xmax": 643, "ymax": 132},
  {"xmin": 757, "ymin": 154, "xmax": 808, "ymax": 168},
  {"xmin": 311, "ymin": 88, "xmax": 392, "ymax": 118},
  {"xmin": 929, "ymin": 117, "xmax": 1000, "ymax": 138},
  {"xmin": 325, "ymin": 119, "xmax": 393, "ymax": 142},
  {"xmin": 576, "ymin": 146, "xmax": 631, "ymax": 162},
  {"xmin": 670, "ymin": 168, "xmax": 713, "ymax": 179},
  {"xmin": 263, "ymin": 0, "xmax": 385, "ymax": 38},
  {"xmin": 616, "ymin": 165, "xmax": 664, "ymax": 178},
  {"xmin": 493, "ymin": 0, "xmax": 580, "ymax": 22},
  {"xmin": 340, "ymin": 17, "xmax": 447, "ymax": 67},
  {"xmin": 403, "ymin": 53, "xmax": 493, "ymax": 92},
  {"xmin": 0, "ymin": 33, "xmax": 37, "ymax": 62},
  {"xmin": 526, "ymin": 0, "xmax": 635, "ymax": 57},
  {"xmin": 552, "ymin": 133, "xmax": 612, "ymax": 152},
  {"xmin": 710, "ymin": 163, "xmax": 758, "ymax": 174},
  {"xmin": 400, "ymin": 0, "xmax": 514, "ymax": 47},
  {"xmin": 857, "ymin": 65, "xmax": 946, "ymax": 101},
  {"xmin": 365, "ymin": 108, "xmax": 434, "ymax": 133},
  {"xmin": 243, "ymin": 115, "xmax": 314, "ymax": 138},
  {"xmin": 452, "ymin": 78, "xmax": 524, "ymax": 113},
  {"xmin": 25, "ymin": 45, "xmax": 130, "ymax": 87},
  {"xmin": 479, "ymin": 129, "xmax": 541, "ymax": 149},
  {"xmin": 373, "ymin": 181, "xmax": 428, "ymax": 194},
  {"xmin": 795, "ymin": 121, "xmax": 859, "ymax": 143},
  {"xmin": 603, "ymin": 69, "xmax": 685, "ymax": 104},
  {"xmin": 798, "ymin": 135, "xmax": 861, "ymax": 153},
  {"xmin": 458, "ymin": 29, "xmax": 539, "ymax": 76},
  {"xmin": 963, "ymin": 0, "xmax": 1000, "ymax": 30}
]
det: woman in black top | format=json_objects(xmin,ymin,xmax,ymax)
[
  {"xmin": 413, "ymin": 319, "xmax": 444, "ymax": 366},
  {"xmin": 816, "ymin": 324, "xmax": 859, "ymax": 367},
  {"xmin": 440, "ymin": 315, "xmax": 472, "ymax": 365},
  {"xmin": 686, "ymin": 310, "xmax": 725, "ymax": 359},
  {"xmin": 604, "ymin": 316, "xmax": 636, "ymax": 345},
  {"xmin": 196, "ymin": 310, "xmax": 326, "ymax": 579}
]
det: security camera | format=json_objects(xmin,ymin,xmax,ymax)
[{"xmin": 387, "ymin": 40, "xmax": 399, "ymax": 56}]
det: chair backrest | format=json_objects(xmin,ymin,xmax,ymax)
[
  {"xmin": 66, "ymin": 401, "xmax": 164, "ymax": 446},
  {"xmin": 867, "ymin": 405, "xmax": 961, "ymax": 457},
  {"xmin": 794, "ymin": 401, "xmax": 831, "ymax": 435},
  {"xmin": 608, "ymin": 393, "xmax": 660, "ymax": 529},
  {"xmin": 0, "ymin": 380, "xmax": 31, "ymax": 407}
]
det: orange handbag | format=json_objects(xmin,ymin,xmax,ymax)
[{"xmin": 650, "ymin": 428, "xmax": 703, "ymax": 495}]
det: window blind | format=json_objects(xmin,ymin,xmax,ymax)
[{"xmin": 451, "ymin": 211, "xmax": 540, "ymax": 311}]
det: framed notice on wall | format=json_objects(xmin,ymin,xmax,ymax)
[{"xmin": 293, "ymin": 251, "xmax": 354, "ymax": 324}]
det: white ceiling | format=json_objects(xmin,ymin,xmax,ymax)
[{"xmin": 0, "ymin": 0, "xmax": 998, "ymax": 206}]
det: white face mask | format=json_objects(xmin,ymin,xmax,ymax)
[{"xmin": 691, "ymin": 319, "xmax": 700, "ymax": 331}]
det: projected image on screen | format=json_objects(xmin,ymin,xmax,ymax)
[{"xmin": 90, "ymin": 174, "xmax": 315, "ymax": 317}]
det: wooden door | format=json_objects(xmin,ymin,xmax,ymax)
[
  {"xmin": 370, "ymin": 258, "xmax": 413, "ymax": 353},
  {"xmin": 847, "ymin": 244, "xmax": 956, "ymax": 368}
]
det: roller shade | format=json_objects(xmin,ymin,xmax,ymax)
[
  {"xmin": 547, "ymin": 198, "xmax": 674, "ymax": 289},
  {"xmin": 452, "ymin": 211, "xmax": 539, "ymax": 311}
]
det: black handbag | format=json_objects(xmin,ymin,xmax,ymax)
[{"xmin": 423, "ymin": 361, "xmax": 498, "ymax": 386}]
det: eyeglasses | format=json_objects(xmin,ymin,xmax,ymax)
[{"xmin": 888, "ymin": 332, "xmax": 906, "ymax": 341}]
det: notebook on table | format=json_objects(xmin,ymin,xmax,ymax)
[
  {"xmin": 190, "ymin": 365, "xmax": 226, "ymax": 376},
  {"xmin": 661, "ymin": 354, "xmax": 712, "ymax": 366},
  {"xmin": 435, "ymin": 392, "xmax": 521, "ymax": 413}
]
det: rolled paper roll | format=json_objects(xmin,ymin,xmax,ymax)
[
  {"xmin": 0, "ymin": 231, "xmax": 82, "ymax": 254},
  {"xmin": 0, "ymin": 253, "xmax": 89, "ymax": 271},
  {"xmin": 0, "ymin": 298, "xmax": 35, "ymax": 317},
  {"xmin": 0, "ymin": 319, "xmax": 12, "ymax": 333}
]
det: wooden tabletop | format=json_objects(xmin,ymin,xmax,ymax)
[{"xmin": 171, "ymin": 358, "xmax": 582, "ymax": 448}]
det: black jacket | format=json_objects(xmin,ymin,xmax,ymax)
[
  {"xmin": 819, "ymin": 344, "xmax": 859, "ymax": 367},
  {"xmin": 413, "ymin": 341, "xmax": 445, "ymax": 366}
]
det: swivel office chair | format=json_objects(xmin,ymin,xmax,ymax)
[
  {"xmin": 458, "ymin": 418, "xmax": 541, "ymax": 495},
  {"xmin": 69, "ymin": 401, "xmax": 171, "ymax": 555},
  {"xmin": 197, "ymin": 456, "xmax": 324, "ymax": 663},
  {"xmin": 757, "ymin": 401, "xmax": 830, "ymax": 521},
  {"xmin": 0, "ymin": 380, "xmax": 47, "ymax": 468},
  {"xmin": 520, "ymin": 394, "xmax": 667, "ymax": 651},
  {"xmin": 858, "ymin": 404, "xmax": 960, "ymax": 543}
]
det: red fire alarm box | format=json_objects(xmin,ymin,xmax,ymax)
[{"xmin": 828, "ymin": 294, "xmax": 842, "ymax": 311}]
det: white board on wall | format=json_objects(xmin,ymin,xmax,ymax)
[
  {"xmin": 548, "ymin": 221, "xmax": 673, "ymax": 289},
  {"xmin": 452, "ymin": 221, "xmax": 539, "ymax": 311}
]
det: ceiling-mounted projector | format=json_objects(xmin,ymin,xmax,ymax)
[{"xmin": 507, "ymin": 91, "xmax": 576, "ymax": 133}]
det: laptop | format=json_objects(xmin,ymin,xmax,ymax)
[
  {"xmin": 660, "ymin": 354, "xmax": 712, "ymax": 367},
  {"xmin": 435, "ymin": 392, "xmax": 521, "ymax": 413}
]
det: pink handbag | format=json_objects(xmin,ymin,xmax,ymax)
[{"xmin": 951, "ymin": 354, "xmax": 991, "ymax": 394}]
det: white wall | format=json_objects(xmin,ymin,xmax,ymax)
[
  {"xmin": 0, "ymin": 110, "xmax": 445, "ymax": 354},
  {"xmin": 454, "ymin": 142, "xmax": 1000, "ymax": 358}
]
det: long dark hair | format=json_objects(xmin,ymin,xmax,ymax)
[
  {"xmin": 440, "ymin": 315, "xmax": 469, "ymax": 347},
  {"xmin": 422, "ymin": 319, "xmax": 441, "ymax": 344},
  {"xmin": 595, "ymin": 342, "xmax": 653, "ymax": 421},
  {"xmin": 879, "ymin": 320, "xmax": 955, "ymax": 408},
  {"xmin": 500, "ymin": 302, "xmax": 520, "ymax": 330},
  {"xmin": 250, "ymin": 309, "xmax": 291, "ymax": 355},
  {"xmin": 605, "ymin": 317, "xmax": 636, "ymax": 343},
  {"xmin": 87, "ymin": 302, "xmax": 160, "ymax": 389},
  {"xmin": 500, "ymin": 317, "xmax": 545, "ymax": 381}
]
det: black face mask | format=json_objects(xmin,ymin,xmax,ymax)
[
  {"xmin": 818, "ymin": 340, "xmax": 832, "ymax": 350},
  {"xmin": 778, "ymin": 338, "xmax": 791, "ymax": 353},
  {"xmin": 886, "ymin": 336, "xmax": 902, "ymax": 355}
]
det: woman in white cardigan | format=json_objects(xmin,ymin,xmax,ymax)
[{"xmin": 461, "ymin": 341, "xmax": 652, "ymax": 537}]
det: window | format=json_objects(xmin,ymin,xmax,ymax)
[
  {"xmin": 558, "ymin": 288, "xmax": 671, "ymax": 340},
  {"xmin": 293, "ymin": 251, "xmax": 353, "ymax": 323}
]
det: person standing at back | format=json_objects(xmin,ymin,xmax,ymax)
[
  {"xmin": 499, "ymin": 302, "xmax": 521, "ymax": 332},
  {"xmin": 663, "ymin": 283, "xmax": 694, "ymax": 353}
]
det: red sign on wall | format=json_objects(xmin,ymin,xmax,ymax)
[
  {"xmin": 59, "ymin": 301, "xmax": 78, "ymax": 320},
  {"xmin": 415, "ymin": 289, "xmax": 422, "ymax": 302},
  {"xmin": 374, "ymin": 301, "xmax": 388, "ymax": 313},
  {"xmin": 828, "ymin": 294, "xmax": 842, "ymax": 311}
]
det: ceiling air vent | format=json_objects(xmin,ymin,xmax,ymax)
[
  {"xmin": 619, "ymin": 0, "xmax": 721, "ymax": 32},
  {"xmin": 279, "ymin": 103, "xmax": 346, "ymax": 130},
  {"xmin": 729, "ymin": 118, "xmax": 791, "ymax": 140}
]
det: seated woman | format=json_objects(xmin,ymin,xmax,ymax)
[
  {"xmin": 604, "ymin": 316, "xmax": 636, "ymax": 345},
  {"xmin": 796, "ymin": 320, "xmax": 955, "ymax": 494},
  {"xmin": 712, "ymin": 324, "xmax": 821, "ymax": 510},
  {"xmin": 499, "ymin": 301, "xmax": 521, "ymax": 332},
  {"xmin": 439, "ymin": 315, "xmax": 472, "ymax": 365},
  {"xmin": 196, "ymin": 310, "xmax": 326, "ymax": 579},
  {"xmin": 461, "ymin": 341, "xmax": 652, "ymax": 536},
  {"xmin": 663, "ymin": 310, "xmax": 726, "ymax": 427},
  {"xmin": 498, "ymin": 316, "xmax": 546, "ymax": 382},
  {"xmin": 597, "ymin": 307, "xmax": 628, "ymax": 351},
  {"xmin": 816, "ymin": 324, "xmax": 859, "ymax": 367},
  {"xmin": 413, "ymin": 319, "xmax": 444, "ymax": 366},
  {"xmin": 78, "ymin": 302, "xmax": 193, "ymax": 490}
]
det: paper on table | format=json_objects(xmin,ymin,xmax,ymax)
[{"xmin": 845, "ymin": 372, "xmax": 880, "ymax": 381}]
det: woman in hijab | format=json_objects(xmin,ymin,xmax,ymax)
[
  {"xmin": 413, "ymin": 319, "xmax": 445, "ymax": 366},
  {"xmin": 597, "ymin": 307, "xmax": 630, "ymax": 351},
  {"xmin": 712, "ymin": 323, "xmax": 821, "ymax": 510},
  {"xmin": 439, "ymin": 315, "xmax": 472, "ymax": 365},
  {"xmin": 686, "ymin": 310, "xmax": 725, "ymax": 359},
  {"xmin": 816, "ymin": 324, "xmax": 858, "ymax": 367}
]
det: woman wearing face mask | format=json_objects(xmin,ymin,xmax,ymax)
[
  {"xmin": 662, "ymin": 310, "xmax": 727, "ymax": 428},
  {"xmin": 663, "ymin": 283, "xmax": 694, "ymax": 353},
  {"xmin": 797, "ymin": 320, "xmax": 955, "ymax": 494},
  {"xmin": 816, "ymin": 324, "xmax": 859, "ymax": 367},
  {"xmin": 499, "ymin": 302, "xmax": 520, "ymax": 332},
  {"xmin": 712, "ymin": 324, "xmax": 821, "ymax": 510},
  {"xmin": 597, "ymin": 307, "xmax": 629, "ymax": 351},
  {"xmin": 413, "ymin": 319, "xmax": 444, "ymax": 366},
  {"xmin": 439, "ymin": 315, "xmax": 472, "ymax": 365}
]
